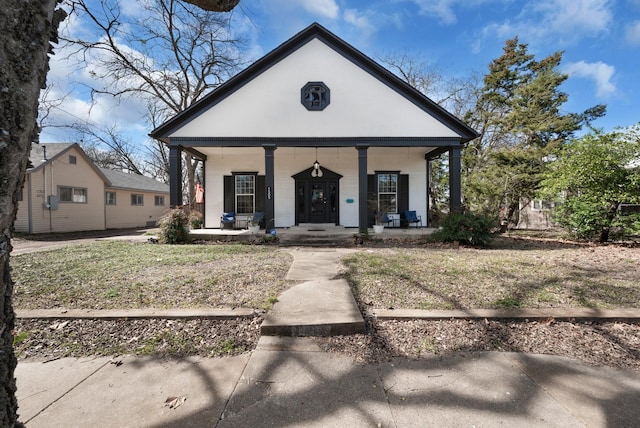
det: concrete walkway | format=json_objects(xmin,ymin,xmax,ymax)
[
  {"xmin": 14, "ymin": 246, "xmax": 640, "ymax": 427},
  {"xmin": 261, "ymin": 248, "xmax": 365, "ymax": 336}
]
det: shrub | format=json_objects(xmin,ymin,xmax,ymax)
[
  {"xmin": 188, "ymin": 210, "xmax": 203, "ymax": 229},
  {"xmin": 610, "ymin": 212, "xmax": 640, "ymax": 240},
  {"xmin": 433, "ymin": 211, "xmax": 495, "ymax": 246},
  {"xmin": 552, "ymin": 197, "xmax": 610, "ymax": 241},
  {"xmin": 158, "ymin": 208, "xmax": 190, "ymax": 244}
]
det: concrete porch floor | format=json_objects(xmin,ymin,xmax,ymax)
[{"xmin": 189, "ymin": 224, "xmax": 437, "ymax": 244}]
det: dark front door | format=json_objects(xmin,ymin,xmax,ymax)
[
  {"xmin": 293, "ymin": 167, "xmax": 342, "ymax": 225},
  {"xmin": 308, "ymin": 181, "xmax": 337, "ymax": 223}
]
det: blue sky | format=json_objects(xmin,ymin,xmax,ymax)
[{"xmin": 41, "ymin": 0, "xmax": 640, "ymax": 145}]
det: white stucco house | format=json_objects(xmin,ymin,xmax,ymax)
[
  {"xmin": 15, "ymin": 143, "xmax": 169, "ymax": 234},
  {"xmin": 150, "ymin": 23, "xmax": 478, "ymax": 232}
]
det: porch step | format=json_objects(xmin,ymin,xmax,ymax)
[
  {"xmin": 279, "ymin": 234, "xmax": 355, "ymax": 247},
  {"xmin": 277, "ymin": 224, "xmax": 356, "ymax": 246}
]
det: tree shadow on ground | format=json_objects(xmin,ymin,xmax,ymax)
[{"xmin": 144, "ymin": 341, "xmax": 640, "ymax": 427}]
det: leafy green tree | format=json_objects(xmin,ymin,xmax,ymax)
[
  {"xmin": 541, "ymin": 126, "xmax": 640, "ymax": 242},
  {"xmin": 463, "ymin": 37, "xmax": 605, "ymax": 226}
]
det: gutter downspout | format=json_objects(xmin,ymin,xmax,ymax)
[{"xmin": 27, "ymin": 174, "xmax": 32, "ymax": 234}]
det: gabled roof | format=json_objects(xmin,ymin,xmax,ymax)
[
  {"xmin": 27, "ymin": 143, "xmax": 109, "ymax": 183},
  {"xmin": 28, "ymin": 142, "xmax": 74, "ymax": 168},
  {"xmin": 27, "ymin": 142, "xmax": 168, "ymax": 193},
  {"xmin": 100, "ymin": 168, "xmax": 169, "ymax": 193},
  {"xmin": 150, "ymin": 22, "xmax": 478, "ymax": 143}
]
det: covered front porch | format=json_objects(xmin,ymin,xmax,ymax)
[{"xmin": 169, "ymin": 143, "xmax": 463, "ymax": 234}]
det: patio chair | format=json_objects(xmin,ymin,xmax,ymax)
[
  {"xmin": 402, "ymin": 210, "xmax": 422, "ymax": 228},
  {"xmin": 220, "ymin": 211, "xmax": 235, "ymax": 229},
  {"xmin": 381, "ymin": 212, "xmax": 394, "ymax": 228}
]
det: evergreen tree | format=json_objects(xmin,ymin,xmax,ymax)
[{"xmin": 463, "ymin": 37, "xmax": 606, "ymax": 226}]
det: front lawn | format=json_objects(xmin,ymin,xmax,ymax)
[
  {"xmin": 12, "ymin": 237, "xmax": 640, "ymax": 312},
  {"xmin": 342, "ymin": 238, "xmax": 640, "ymax": 310},
  {"xmin": 13, "ymin": 241, "xmax": 293, "ymax": 310}
]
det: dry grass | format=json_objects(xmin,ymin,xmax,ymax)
[
  {"xmin": 13, "ymin": 241, "xmax": 293, "ymax": 310},
  {"xmin": 342, "ymin": 237, "xmax": 640, "ymax": 310},
  {"xmin": 12, "ymin": 236, "xmax": 640, "ymax": 313}
]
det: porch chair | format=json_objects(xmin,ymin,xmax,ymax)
[
  {"xmin": 220, "ymin": 212, "xmax": 235, "ymax": 229},
  {"xmin": 381, "ymin": 212, "xmax": 395, "ymax": 228},
  {"xmin": 402, "ymin": 210, "xmax": 422, "ymax": 228}
]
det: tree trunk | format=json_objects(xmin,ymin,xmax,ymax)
[
  {"xmin": 599, "ymin": 202, "xmax": 620, "ymax": 243},
  {"xmin": 0, "ymin": 1, "xmax": 65, "ymax": 425}
]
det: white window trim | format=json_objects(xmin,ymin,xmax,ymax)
[
  {"xmin": 377, "ymin": 173, "xmax": 398, "ymax": 214},
  {"xmin": 131, "ymin": 194, "xmax": 144, "ymax": 206},
  {"xmin": 106, "ymin": 191, "xmax": 116, "ymax": 205},
  {"xmin": 234, "ymin": 174, "xmax": 255, "ymax": 215},
  {"xmin": 59, "ymin": 186, "xmax": 87, "ymax": 204}
]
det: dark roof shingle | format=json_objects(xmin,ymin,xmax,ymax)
[{"xmin": 100, "ymin": 168, "xmax": 169, "ymax": 193}]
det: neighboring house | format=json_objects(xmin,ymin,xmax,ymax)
[
  {"xmin": 100, "ymin": 168, "xmax": 170, "ymax": 229},
  {"xmin": 150, "ymin": 23, "xmax": 478, "ymax": 232},
  {"xmin": 518, "ymin": 199, "xmax": 640, "ymax": 230},
  {"xmin": 516, "ymin": 199, "xmax": 560, "ymax": 230},
  {"xmin": 15, "ymin": 143, "xmax": 169, "ymax": 234}
]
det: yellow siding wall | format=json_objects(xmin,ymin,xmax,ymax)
[
  {"xmin": 15, "ymin": 147, "xmax": 106, "ymax": 233},
  {"xmin": 105, "ymin": 189, "xmax": 169, "ymax": 229},
  {"xmin": 14, "ymin": 175, "xmax": 32, "ymax": 233}
]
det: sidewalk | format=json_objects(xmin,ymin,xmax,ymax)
[{"xmin": 15, "ymin": 248, "xmax": 640, "ymax": 427}]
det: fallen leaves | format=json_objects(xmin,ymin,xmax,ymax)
[
  {"xmin": 15, "ymin": 317, "xmax": 263, "ymax": 360},
  {"xmin": 164, "ymin": 396, "xmax": 187, "ymax": 409},
  {"xmin": 49, "ymin": 321, "xmax": 69, "ymax": 330},
  {"xmin": 317, "ymin": 319, "xmax": 640, "ymax": 371}
]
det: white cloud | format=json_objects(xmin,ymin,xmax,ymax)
[
  {"xmin": 563, "ymin": 61, "xmax": 616, "ymax": 98},
  {"xmin": 480, "ymin": 0, "xmax": 612, "ymax": 46},
  {"xmin": 120, "ymin": 2, "xmax": 147, "ymax": 18},
  {"xmin": 405, "ymin": 0, "xmax": 499, "ymax": 25},
  {"xmin": 344, "ymin": 9, "xmax": 376, "ymax": 38},
  {"xmin": 529, "ymin": 0, "xmax": 612, "ymax": 41},
  {"xmin": 411, "ymin": 0, "xmax": 458, "ymax": 25},
  {"xmin": 626, "ymin": 21, "xmax": 640, "ymax": 45},
  {"xmin": 301, "ymin": 0, "xmax": 339, "ymax": 19}
]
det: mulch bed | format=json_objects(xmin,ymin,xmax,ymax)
[
  {"xmin": 15, "ymin": 316, "xmax": 640, "ymax": 372},
  {"xmin": 316, "ymin": 317, "xmax": 640, "ymax": 371}
]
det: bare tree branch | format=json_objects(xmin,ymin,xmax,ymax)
[{"xmin": 60, "ymin": 0, "xmax": 245, "ymax": 203}]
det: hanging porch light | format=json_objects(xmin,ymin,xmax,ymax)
[{"xmin": 311, "ymin": 147, "xmax": 323, "ymax": 177}]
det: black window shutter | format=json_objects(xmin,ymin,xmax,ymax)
[
  {"xmin": 256, "ymin": 175, "xmax": 265, "ymax": 212},
  {"xmin": 398, "ymin": 174, "xmax": 409, "ymax": 213},
  {"xmin": 223, "ymin": 175, "xmax": 234, "ymax": 212}
]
